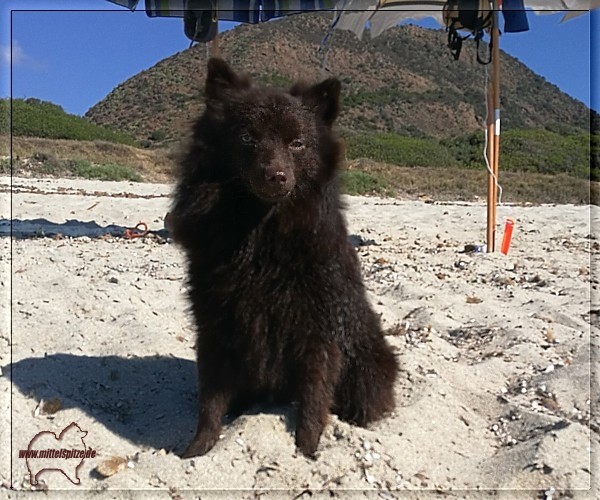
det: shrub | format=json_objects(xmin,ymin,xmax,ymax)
[
  {"xmin": 71, "ymin": 160, "xmax": 142, "ymax": 181},
  {"xmin": 345, "ymin": 133, "xmax": 458, "ymax": 168},
  {"xmin": 32, "ymin": 151, "xmax": 66, "ymax": 174},
  {"xmin": 256, "ymin": 72, "xmax": 293, "ymax": 88},
  {"xmin": 149, "ymin": 129, "xmax": 167, "ymax": 142},
  {"xmin": 0, "ymin": 157, "xmax": 10, "ymax": 173},
  {"xmin": 443, "ymin": 128, "xmax": 592, "ymax": 179},
  {"xmin": 591, "ymin": 133, "xmax": 599, "ymax": 181},
  {"xmin": 341, "ymin": 170, "xmax": 390, "ymax": 195}
]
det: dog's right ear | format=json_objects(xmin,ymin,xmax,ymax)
[
  {"xmin": 290, "ymin": 78, "xmax": 341, "ymax": 127},
  {"xmin": 205, "ymin": 58, "xmax": 250, "ymax": 102}
]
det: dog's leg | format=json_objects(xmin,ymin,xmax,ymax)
[
  {"xmin": 334, "ymin": 334, "xmax": 398, "ymax": 426},
  {"xmin": 182, "ymin": 391, "xmax": 230, "ymax": 458},
  {"xmin": 182, "ymin": 361, "xmax": 239, "ymax": 458},
  {"xmin": 295, "ymin": 341, "xmax": 342, "ymax": 458}
]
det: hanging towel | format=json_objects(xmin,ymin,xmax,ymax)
[{"xmin": 502, "ymin": 0, "xmax": 529, "ymax": 32}]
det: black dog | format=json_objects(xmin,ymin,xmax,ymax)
[{"xmin": 171, "ymin": 58, "xmax": 398, "ymax": 459}]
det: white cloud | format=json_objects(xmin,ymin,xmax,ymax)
[
  {"xmin": 0, "ymin": 40, "xmax": 44, "ymax": 69},
  {"xmin": 0, "ymin": 45, "xmax": 11, "ymax": 64},
  {"xmin": 12, "ymin": 42, "xmax": 26, "ymax": 64}
]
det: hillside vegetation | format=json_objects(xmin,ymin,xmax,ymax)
[
  {"xmin": 1, "ymin": 135, "xmax": 173, "ymax": 183},
  {"xmin": 344, "ymin": 129, "xmax": 593, "ymax": 180},
  {"xmin": 0, "ymin": 98, "xmax": 137, "ymax": 146},
  {"xmin": 86, "ymin": 14, "xmax": 591, "ymax": 145},
  {"xmin": 2, "ymin": 14, "xmax": 596, "ymax": 203},
  {"xmin": 81, "ymin": 13, "xmax": 595, "ymax": 187},
  {"xmin": 2, "ymin": 133, "xmax": 595, "ymax": 205}
]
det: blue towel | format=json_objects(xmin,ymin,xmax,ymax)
[{"xmin": 502, "ymin": 0, "xmax": 529, "ymax": 33}]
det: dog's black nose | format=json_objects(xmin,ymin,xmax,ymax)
[{"xmin": 267, "ymin": 171, "xmax": 287, "ymax": 184}]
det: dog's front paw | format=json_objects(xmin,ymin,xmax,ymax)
[
  {"xmin": 295, "ymin": 427, "xmax": 320, "ymax": 460},
  {"xmin": 181, "ymin": 430, "xmax": 219, "ymax": 458}
]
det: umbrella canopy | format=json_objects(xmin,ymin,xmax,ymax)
[
  {"xmin": 105, "ymin": 0, "xmax": 599, "ymax": 45},
  {"xmin": 107, "ymin": 0, "xmax": 336, "ymax": 40},
  {"xmin": 333, "ymin": 0, "xmax": 599, "ymax": 40},
  {"xmin": 107, "ymin": 0, "xmax": 599, "ymax": 27},
  {"xmin": 328, "ymin": 0, "xmax": 597, "ymax": 251},
  {"xmin": 107, "ymin": 0, "xmax": 335, "ymax": 23}
]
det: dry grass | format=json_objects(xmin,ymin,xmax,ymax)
[
  {"xmin": 1, "ymin": 136, "xmax": 593, "ymax": 205},
  {"xmin": 591, "ymin": 182, "xmax": 600, "ymax": 205},
  {"xmin": 346, "ymin": 159, "xmax": 593, "ymax": 205},
  {"xmin": 1, "ymin": 135, "xmax": 175, "ymax": 183}
]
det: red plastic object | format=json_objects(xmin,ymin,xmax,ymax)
[{"xmin": 500, "ymin": 218, "xmax": 515, "ymax": 255}]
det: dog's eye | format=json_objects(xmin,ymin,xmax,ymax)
[
  {"xmin": 289, "ymin": 139, "xmax": 305, "ymax": 150},
  {"xmin": 240, "ymin": 131, "xmax": 255, "ymax": 146}
]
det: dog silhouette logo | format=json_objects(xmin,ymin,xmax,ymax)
[{"xmin": 21, "ymin": 422, "xmax": 96, "ymax": 485}]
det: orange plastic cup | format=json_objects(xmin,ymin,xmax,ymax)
[{"xmin": 500, "ymin": 218, "xmax": 515, "ymax": 255}]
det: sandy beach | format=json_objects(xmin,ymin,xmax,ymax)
[{"xmin": 0, "ymin": 175, "xmax": 596, "ymax": 499}]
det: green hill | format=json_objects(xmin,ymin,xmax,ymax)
[
  {"xmin": 86, "ymin": 14, "xmax": 591, "ymax": 144},
  {"xmin": 83, "ymin": 14, "xmax": 595, "ymax": 182},
  {"xmin": 0, "ymin": 98, "xmax": 137, "ymax": 146},
  {"xmin": 442, "ymin": 128, "xmax": 593, "ymax": 178}
]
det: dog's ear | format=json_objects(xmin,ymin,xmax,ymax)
[
  {"xmin": 205, "ymin": 58, "xmax": 250, "ymax": 102},
  {"xmin": 290, "ymin": 78, "xmax": 341, "ymax": 127}
]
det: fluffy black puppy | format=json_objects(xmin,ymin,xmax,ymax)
[{"xmin": 171, "ymin": 58, "xmax": 398, "ymax": 459}]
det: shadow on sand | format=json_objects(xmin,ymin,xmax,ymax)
[
  {"xmin": 0, "ymin": 218, "xmax": 169, "ymax": 240},
  {"xmin": 7, "ymin": 353, "xmax": 296, "ymax": 455},
  {"xmin": 8, "ymin": 353, "xmax": 197, "ymax": 453}
]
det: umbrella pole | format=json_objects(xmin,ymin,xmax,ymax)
[
  {"xmin": 487, "ymin": 1, "xmax": 501, "ymax": 253},
  {"xmin": 211, "ymin": 21, "xmax": 220, "ymax": 58},
  {"xmin": 492, "ymin": 3, "xmax": 501, "ymax": 242},
  {"xmin": 486, "ymin": 79, "xmax": 495, "ymax": 252}
]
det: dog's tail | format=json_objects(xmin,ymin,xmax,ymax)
[{"xmin": 334, "ymin": 336, "xmax": 398, "ymax": 426}]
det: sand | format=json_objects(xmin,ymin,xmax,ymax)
[{"xmin": 0, "ymin": 175, "xmax": 596, "ymax": 499}]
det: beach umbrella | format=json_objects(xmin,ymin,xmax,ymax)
[
  {"xmin": 105, "ymin": 0, "xmax": 598, "ymax": 251},
  {"xmin": 107, "ymin": 0, "xmax": 335, "ymax": 42},
  {"xmin": 332, "ymin": 0, "xmax": 597, "ymax": 251}
]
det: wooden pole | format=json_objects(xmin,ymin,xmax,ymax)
[
  {"xmin": 210, "ymin": 20, "xmax": 220, "ymax": 58},
  {"xmin": 491, "ymin": 2, "xmax": 501, "ymax": 252},
  {"xmin": 487, "ymin": 0, "xmax": 501, "ymax": 253},
  {"xmin": 486, "ymin": 77, "xmax": 495, "ymax": 253},
  {"xmin": 491, "ymin": 2, "xmax": 501, "ymax": 243}
]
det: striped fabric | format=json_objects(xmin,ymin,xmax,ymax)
[
  {"xmin": 218, "ymin": 0, "xmax": 260, "ymax": 22},
  {"xmin": 144, "ymin": 0, "xmax": 335, "ymax": 21},
  {"xmin": 145, "ymin": 0, "xmax": 261, "ymax": 22},
  {"xmin": 378, "ymin": 0, "xmax": 442, "ymax": 8},
  {"xmin": 145, "ymin": 0, "xmax": 185, "ymax": 17},
  {"xmin": 261, "ymin": 0, "xmax": 335, "ymax": 20}
]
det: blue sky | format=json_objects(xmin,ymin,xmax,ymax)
[{"xmin": 0, "ymin": 0, "xmax": 597, "ymax": 117}]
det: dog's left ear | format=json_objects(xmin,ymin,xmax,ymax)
[
  {"xmin": 205, "ymin": 58, "xmax": 250, "ymax": 102},
  {"xmin": 290, "ymin": 78, "xmax": 341, "ymax": 127}
]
